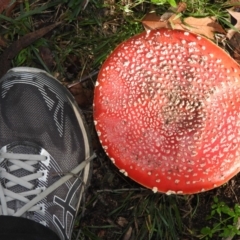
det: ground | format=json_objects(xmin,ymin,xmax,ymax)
[{"xmin": 1, "ymin": 1, "xmax": 240, "ymax": 240}]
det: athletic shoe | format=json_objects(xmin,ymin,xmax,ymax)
[{"xmin": 0, "ymin": 67, "xmax": 94, "ymax": 240}]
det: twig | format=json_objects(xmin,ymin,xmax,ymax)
[{"xmin": 67, "ymin": 70, "xmax": 99, "ymax": 88}]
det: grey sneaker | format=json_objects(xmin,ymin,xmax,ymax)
[{"xmin": 0, "ymin": 67, "xmax": 94, "ymax": 240}]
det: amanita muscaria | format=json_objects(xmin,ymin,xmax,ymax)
[{"xmin": 93, "ymin": 28, "xmax": 240, "ymax": 194}]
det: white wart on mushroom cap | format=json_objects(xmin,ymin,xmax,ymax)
[{"xmin": 93, "ymin": 29, "xmax": 240, "ymax": 194}]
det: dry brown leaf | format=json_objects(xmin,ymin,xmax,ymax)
[
  {"xmin": 0, "ymin": 37, "xmax": 7, "ymax": 48},
  {"xmin": 142, "ymin": 4, "xmax": 224, "ymax": 40},
  {"xmin": 0, "ymin": 0, "xmax": 11, "ymax": 13},
  {"xmin": 168, "ymin": 14, "xmax": 183, "ymax": 27},
  {"xmin": 122, "ymin": 226, "xmax": 133, "ymax": 240},
  {"xmin": 226, "ymin": 31, "xmax": 240, "ymax": 64},
  {"xmin": 226, "ymin": 0, "xmax": 240, "ymax": 6},
  {"xmin": 97, "ymin": 229, "xmax": 106, "ymax": 238},
  {"xmin": 142, "ymin": 12, "xmax": 168, "ymax": 30},
  {"xmin": 174, "ymin": 17, "xmax": 225, "ymax": 40},
  {"xmin": 39, "ymin": 46, "xmax": 55, "ymax": 70},
  {"xmin": 117, "ymin": 217, "xmax": 128, "ymax": 227},
  {"xmin": 160, "ymin": 11, "xmax": 175, "ymax": 21},
  {"xmin": 227, "ymin": 7, "xmax": 240, "ymax": 39},
  {"xmin": 0, "ymin": 0, "xmax": 21, "ymax": 16},
  {"xmin": 142, "ymin": 2, "xmax": 186, "ymax": 31},
  {"xmin": 142, "ymin": 12, "xmax": 182, "ymax": 31},
  {"xmin": 69, "ymin": 83, "xmax": 93, "ymax": 107}
]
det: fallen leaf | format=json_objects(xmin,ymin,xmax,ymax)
[
  {"xmin": 227, "ymin": 7, "xmax": 240, "ymax": 39},
  {"xmin": 226, "ymin": 31, "xmax": 240, "ymax": 64},
  {"xmin": 0, "ymin": 0, "xmax": 11, "ymax": 13},
  {"xmin": 0, "ymin": 22, "xmax": 61, "ymax": 78},
  {"xmin": 39, "ymin": 46, "xmax": 55, "ymax": 70},
  {"xmin": 160, "ymin": 11, "xmax": 175, "ymax": 21},
  {"xmin": 117, "ymin": 217, "xmax": 128, "ymax": 227},
  {"xmin": 69, "ymin": 83, "xmax": 93, "ymax": 107},
  {"xmin": 142, "ymin": 12, "xmax": 168, "ymax": 30},
  {"xmin": 226, "ymin": 0, "xmax": 240, "ymax": 6},
  {"xmin": 0, "ymin": 37, "xmax": 7, "ymax": 48},
  {"xmin": 142, "ymin": 3, "xmax": 224, "ymax": 40},
  {"xmin": 142, "ymin": 12, "xmax": 182, "ymax": 31},
  {"xmin": 142, "ymin": 2, "xmax": 186, "ymax": 31},
  {"xmin": 122, "ymin": 226, "xmax": 133, "ymax": 240},
  {"xmin": 97, "ymin": 229, "xmax": 106, "ymax": 238},
  {"xmin": 0, "ymin": 0, "xmax": 21, "ymax": 16},
  {"xmin": 174, "ymin": 16, "xmax": 226, "ymax": 40}
]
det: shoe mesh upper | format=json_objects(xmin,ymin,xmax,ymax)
[{"xmin": 0, "ymin": 68, "xmax": 92, "ymax": 240}]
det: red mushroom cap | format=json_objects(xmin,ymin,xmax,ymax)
[{"xmin": 93, "ymin": 29, "xmax": 240, "ymax": 194}]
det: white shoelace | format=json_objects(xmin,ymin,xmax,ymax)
[{"xmin": 0, "ymin": 152, "xmax": 96, "ymax": 217}]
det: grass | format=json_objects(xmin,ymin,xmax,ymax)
[
  {"xmin": 0, "ymin": 0, "xmax": 234, "ymax": 75},
  {"xmin": 1, "ymin": 0, "xmax": 240, "ymax": 240},
  {"xmin": 107, "ymin": 192, "xmax": 183, "ymax": 239},
  {"xmin": 77, "ymin": 188, "xmax": 184, "ymax": 239},
  {"xmin": 199, "ymin": 197, "xmax": 240, "ymax": 239}
]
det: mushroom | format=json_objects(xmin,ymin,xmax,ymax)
[{"xmin": 93, "ymin": 28, "xmax": 240, "ymax": 194}]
